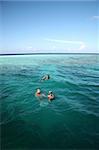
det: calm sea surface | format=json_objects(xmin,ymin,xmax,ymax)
[{"xmin": 0, "ymin": 54, "xmax": 99, "ymax": 149}]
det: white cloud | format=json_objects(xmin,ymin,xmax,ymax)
[
  {"xmin": 79, "ymin": 43, "xmax": 86, "ymax": 50},
  {"xmin": 92, "ymin": 16, "xmax": 99, "ymax": 20},
  {"xmin": 45, "ymin": 38, "xmax": 86, "ymax": 51},
  {"xmin": 22, "ymin": 46, "xmax": 41, "ymax": 52},
  {"xmin": 45, "ymin": 38, "xmax": 83, "ymax": 45}
]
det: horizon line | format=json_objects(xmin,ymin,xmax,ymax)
[{"xmin": 0, "ymin": 52, "xmax": 99, "ymax": 56}]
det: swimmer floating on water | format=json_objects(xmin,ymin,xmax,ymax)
[
  {"xmin": 35, "ymin": 88, "xmax": 41, "ymax": 97},
  {"xmin": 48, "ymin": 91, "xmax": 55, "ymax": 101},
  {"xmin": 35, "ymin": 88, "xmax": 46, "ymax": 99},
  {"xmin": 41, "ymin": 74, "xmax": 50, "ymax": 81},
  {"xmin": 35, "ymin": 89, "xmax": 55, "ymax": 101},
  {"xmin": 35, "ymin": 75, "xmax": 55, "ymax": 102}
]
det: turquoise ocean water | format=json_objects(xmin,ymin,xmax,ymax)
[{"xmin": 0, "ymin": 54, "xmax": 99, "ymax": 149}]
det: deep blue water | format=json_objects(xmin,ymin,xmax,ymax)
[{"xmin": 0, "ymin": 54, "xmax": 99, "ymax": 149}]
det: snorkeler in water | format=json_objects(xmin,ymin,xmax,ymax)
[
  {"xmin": 48, "ymin": 91, "xmax": 55, "ymax": 101},
  {"xmin": 35, "ymin": 88, "xmax": 46, "ymax": 99},
  {"xmin": 41, "ymin": 74, "xmax": 50, "ymax": 81},
  {"xmin": 35, "ymin": 88, "xmax": 41, "ymax": 97}
]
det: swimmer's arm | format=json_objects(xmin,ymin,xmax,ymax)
[
  {"xmin": 40, "ymin": 78, "xmax": 45, "ymax": 82},
  {"xmin": 42, "ymin": 76, "xmax": 45, "ymax": 80},
  {"xmin": 41, "ymin": 93, "xmax": 46, "ymax": 97}
]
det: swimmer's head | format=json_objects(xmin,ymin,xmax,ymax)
[
  {"xmin": 47, "ymin": 74, "xmax": 50, "ymax": 78},
  {"xmin": 48, "ymin": 91, "xmax": 53, "ymax": 94},
  {"xmin": 41, "ymin": 74, "xmax": 50, "ymax": 81},
  {"xmin": 37, "ymin": 89, "xmax": 41, "ymax": 93}
]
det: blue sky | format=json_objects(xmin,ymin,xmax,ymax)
[{"xmin": 0, "ymin": 0, "xmax": 99, "ymax": 53}]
